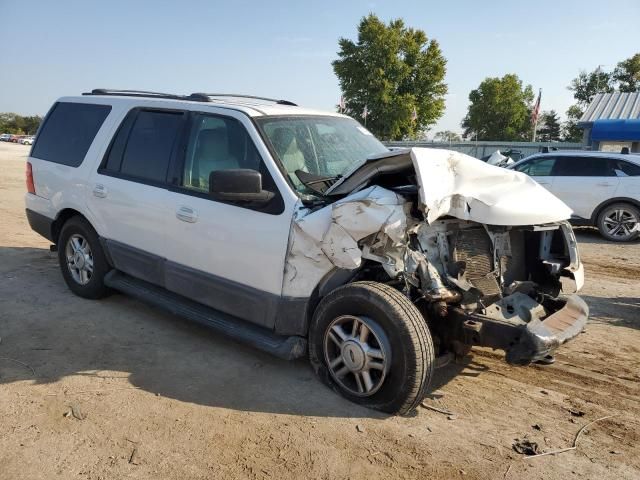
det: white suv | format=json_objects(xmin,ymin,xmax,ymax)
[
  {"xmin": 510, "ymin": 151, "xmax": 640, "ymax": 242},
  {"xmin": 25, "ymin": 89, "xmax": 588, "ymax": 415}
]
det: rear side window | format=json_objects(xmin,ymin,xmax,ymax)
[
  {"xmin": 31, "ymin": 102, "xmax": 111, "ymax": 167},
  {"xmin": 553, "ymin": 156, "xmax": 615, "ymax": 176},
  {"xmin": 102, "ymin": 109, "xmax": 184, "ymax": 184}
]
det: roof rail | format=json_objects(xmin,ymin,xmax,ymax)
[
  {"xmin": 193, "ymin": 93, "xmax": 297, "ymax": 106},
  {"xmin": 83, "ymin": 89, "xmax": 210, "ymax": 102}
]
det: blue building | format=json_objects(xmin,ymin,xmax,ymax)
[{"xmin": 579, "ymin": 92, "xmax": 640, "ymax": 153}]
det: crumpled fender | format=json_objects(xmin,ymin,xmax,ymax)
[{"xmin": 282, "ymin": 186, "xmax": 407, "ymax": 297}]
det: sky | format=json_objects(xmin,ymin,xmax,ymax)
[{"xmin": 1, "ymin": 0, "xmax": 639, "ymax": 134}]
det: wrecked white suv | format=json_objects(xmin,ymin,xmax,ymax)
[{"xmin": 26, "ymin": 90, "xmax": 588, "ymax": 415}]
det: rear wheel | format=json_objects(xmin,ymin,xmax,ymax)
[
  {"xmin": 596, "ymin": 203, "xmax": 640, "ymax": 242},
  {"xmin": 309, "ymin": 281, "xmax": 434, "ymax": 415},
  {"xmin": 57, "ymin": 216, "xmax": 111, "ymax": 299}
]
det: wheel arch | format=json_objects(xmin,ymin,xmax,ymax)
[
  {"xmin": 51, "ymin": 208, "xmax": 90, "ymax": 243},
  {"xmin": 590, "ymin": 197, "xmax": 640, "ymax": 224}
]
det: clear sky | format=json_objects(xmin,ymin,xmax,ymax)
[{"xmin": 1, "ymin": 0, "xmax": 639, "ymax": 134}]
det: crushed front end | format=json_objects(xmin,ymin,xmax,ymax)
[
  {"xmin": 285, "ymin": 147, "xmax": 588, "ymax": 366},
  {"xmin": 393, "ymin": 219, "xmax": 588, "ymax": 365}
]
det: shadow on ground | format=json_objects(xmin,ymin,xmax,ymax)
[{"xmin": 0, "ymin": 247, "xmax": 468, "ymax": 418}]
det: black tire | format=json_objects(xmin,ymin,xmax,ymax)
[
  {"xmin": 309, "ymin": 281, "xmax": 434, "ymax": 415},
  {"xmin": 57, "ymin": 216, "xmax": 112, "ymax": 299},
  {"xmin": 596, "ymin": 202, "xmax": 640, "ymax": 242}
]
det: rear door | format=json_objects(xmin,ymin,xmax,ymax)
[
  {"xmin": 550, "ymin": 156, "xmax": 620, "ymax": 220},
  {"xmin": 85, "ymin": 107, "xmax": 187, "ymax": 285}
]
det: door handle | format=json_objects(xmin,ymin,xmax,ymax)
[
  {"xmin": 596, "ymin": 182, "xmax": 613, "ymax": 187},
  {"xmin": 93, "ymin": 184, "xmax": 107, "ymax": 198},
  {"xmin": 176, "ymin": 205, "xmax": 198, "ymax": 223}
]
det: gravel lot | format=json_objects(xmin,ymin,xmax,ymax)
[{"xmin": 1, "ymin": 142, "xmax": 639, "ymax": 480}]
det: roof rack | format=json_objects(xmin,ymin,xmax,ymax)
[
  {"xmin": 83, "ymin": 89, "xmax": 297, "ymax": 106},
  {"xmin": 83, "ymin": 89, "xmax": 210, "ymax": 102},
  {"xmin": 193, "ymin": 93, "xmax": 297, "ymax": 106}
]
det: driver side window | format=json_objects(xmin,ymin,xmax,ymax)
[
  {"xmin": 515, "ymin": 157, "xmax": 556, "ymax": 176},
  {"xmin": 182, "ymin": 114, "xmax": 262, "ymax": 192}
]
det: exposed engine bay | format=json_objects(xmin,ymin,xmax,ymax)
[{"xmin": 284, "ymin": 148, "xmax": 588, "ymax": 365}]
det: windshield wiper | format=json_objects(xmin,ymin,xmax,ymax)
[{"xmin": 295, "ymin": 170, "xmax": 341, "ymax": 195}]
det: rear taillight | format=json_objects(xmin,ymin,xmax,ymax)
[{"xmin": 26, "ymin": 162, "xmax": 35, "ymax": 194}]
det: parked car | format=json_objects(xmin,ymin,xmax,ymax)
[
  {"xmin": 509, "ymin": 151, "xmax": 640, "ymax": 241},
  {"xmin": 19, "ymin": 136, "xmax": 35, "ymax": 145},
  {"xmin": 25, "ymin": 90, "xmax": 588, "ymax": 415},
  {"xmin": 0, "ymin": 133, "xmax": 11, "ymax": 142},
  {"xmin": 8, "ymin": 134, "xmax": 20, "ymax": 143}
]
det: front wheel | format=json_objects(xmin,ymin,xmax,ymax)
[
  {"xmin": 309, "ymin": 281, "xmax": 434, "ymax": 415},
  {"xmin": 596, "ymin": 203, "xmax": 640, "ymax": 242}
]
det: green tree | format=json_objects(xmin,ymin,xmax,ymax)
[
  {"xmin": 0, "ymin": 113, "xmax": 42, "ymax": 135},
  {"xmin": 434, "ymin": 130, "xmax": 461, "ymax": 142},
  {"xmin": 333, "ymin": 14, "xmax": 447, "ymax": 140},
  {"xmin": 568, "ymin": 68, "xmax": 615, "ymax": 108},
  {"xmin": 613, "ymin": 53, "xmax": 640, "ymax": 92},
  {"xmin": 562, "ymin": 105, "xmax": 584, "ymax": 143},
  {"xmin": 461, "ymin": 74, "xmax": 534, "ymax": 141},
  {"xmin": 537, "ymin": 110, "xmax": 562, "ymax": 142}
]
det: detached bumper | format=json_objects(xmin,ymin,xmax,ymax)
[{"xmin": 450, "ymin": 295, "xmax": 589, "ymax": 365}]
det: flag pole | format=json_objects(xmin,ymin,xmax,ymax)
[{"xmin": 531, "ymin": 88, "xmax": 542, "ymax": 142}]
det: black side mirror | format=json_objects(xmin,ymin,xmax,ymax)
[{"xmin": 209, "ymin": 169, "xmax": 274, "ymax": 204}]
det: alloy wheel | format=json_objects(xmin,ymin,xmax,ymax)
[
  {"xmin": 65, "ymin": 234, "xmax": 94, "ymax": 285},
  {"xmin": 324, "ymin": 315, "xmax": 390, "ymax": 397}
]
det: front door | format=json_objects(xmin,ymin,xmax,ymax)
[{"xmin": 162, "ymin": 110, "xmax": 295, "ymax": 328}]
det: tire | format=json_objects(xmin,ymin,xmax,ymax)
[
  {"xmin": 309, "ymin": 281, "xmax": 434, "ymax": 415},
  {"xmin": 596, "ymin": 203, "xmax": 640, "ymax": 242},
  {"xmin": 57, "ymin": 216, "xmax": 112, "ymax": 299}
]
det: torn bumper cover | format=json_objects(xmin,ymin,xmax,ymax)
[{"xmin": 450, "ymin": 295, "xmax": 589, "ymax": 365}]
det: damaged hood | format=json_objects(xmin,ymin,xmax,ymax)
[
  {"xmin": 411, "ymin": 148, "xmax": 572, "ymax": 225},
  {"xmin": 327, "ymin": 147, "xmax": 572, "ymax": 226}
]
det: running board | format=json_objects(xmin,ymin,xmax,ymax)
[{"xmin": 104, "ymin": 270, "xmax": 307, "ymax": 360}]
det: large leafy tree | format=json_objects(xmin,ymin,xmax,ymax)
[
  {"xmin": 537, "ymin": 110, "xmax": 562, "ymax": 142},
  {"xmin": 568, "ymin": 69, "xmax": 615, "ymax": 108},
  {"xmin": 333, "ymin": 14, "xmax": 447, "ymax": 140},
  {"xmin": 562, "ymin": 105, "xmax": 584, "ymax": 143},
  {"xmin": 461, "ymin": 74, "xmax": 534, "ymax": 141},
  {"xmin": 613, "ymin": 53, "xmax": 640, "ymax": 92}
]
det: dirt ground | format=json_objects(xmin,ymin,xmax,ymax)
[{"xmin": 1, "ymin": 142, "xmax": 639, "ymax": 480}]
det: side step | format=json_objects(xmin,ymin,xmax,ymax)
[{"xmin": 104, "ymin": 270, "xmax": 307, "ymax": 360}]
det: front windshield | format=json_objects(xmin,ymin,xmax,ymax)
[{"xmin": 255, "ymin": 115, "xmax": 389, "ymax": 192}]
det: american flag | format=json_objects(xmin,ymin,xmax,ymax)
[
  {"xmin": 362, "ymin": 105, "xmax": 369, "ymax": 120},
  {"xmin": 339, "ymin": 95, "xmax": 345, "ymax": 113},
  {"xmin": 531, "ymin": 89, "xmax": 542, "ymax": 125},
  {"xmin": 411, "ymin": 106, "xmax": 418, "ymax": 123}
]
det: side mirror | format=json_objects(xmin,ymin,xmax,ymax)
[{"xmin": 209, "ymin": 169, "xmax": 275, "ymax": 204}]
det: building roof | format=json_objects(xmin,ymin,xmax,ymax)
[{"xmin": 579, "ymin": 92, "xmax": 640, "ymax": 125}]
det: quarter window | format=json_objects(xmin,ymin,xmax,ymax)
[
  {"xmin": 31, "ymin": 102, "xmax": 111, "ymax": 167},
  {"xmin": 613, "ymin": 160, "xmax": 640, "ymax": 177}
]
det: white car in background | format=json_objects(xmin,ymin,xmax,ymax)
[
  {"xmin": 510, "ymin": 151, "xmax": 640, "ymax": 242},
  {"xmin": 19, "ymin": 136, "xmax": 35, "ymax": 145}
]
